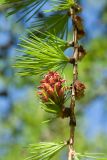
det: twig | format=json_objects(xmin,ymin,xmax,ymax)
[{"xmin": 68, "ymin": 7, "xmax": 79, "ymax": 160}]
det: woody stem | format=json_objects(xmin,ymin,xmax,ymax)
[{"xmin": 68, "ymin": 8, "xmax": 79, "ymax": 160}]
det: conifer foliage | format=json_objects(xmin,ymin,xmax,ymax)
[
  {"xmin": 15, "ymin": 31, "xmax": 69, "ymax": 76},
  {"xmin": 1, "ymin": 0, "xmax": 106, "ymax": 160}
]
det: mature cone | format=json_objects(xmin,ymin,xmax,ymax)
[
  {"xmin": 38, "ymin": 71, "xmax": 66, "ymax": 107},
  {"xmin": 74, "ymin": 80, "xmax": 86, "ymax": 99}
]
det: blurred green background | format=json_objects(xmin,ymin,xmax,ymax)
[{"xmin": 0, "ymin": 0, "xmax": 107, "ymax": 160}]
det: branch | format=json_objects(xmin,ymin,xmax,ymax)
[{"xmin": 68, "ymin": 7, "xmax": 79, "ymax": 160}]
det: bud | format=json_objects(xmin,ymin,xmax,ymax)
[
  {"xmin": 77, "ymin": 30, "xmax": 85, "ymax": 40},
  {"xmin": 74, "ymin": 80, "xmax": 86, "ymax": 99},
  {"xmin": 72, "ymin": 4, "xmax": 82, "ymax": 13},
  {"xmin": 73, "ymin": 15, "xmax": 83, "ymax": 31},
  {"xmin": 78, "ymin": 45, "xmax": 86, "ymax": 61}
]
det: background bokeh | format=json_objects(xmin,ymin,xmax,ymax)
[{"xmin": 0, "ymin": 0, "xmax": 107, "ymax": 160}]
